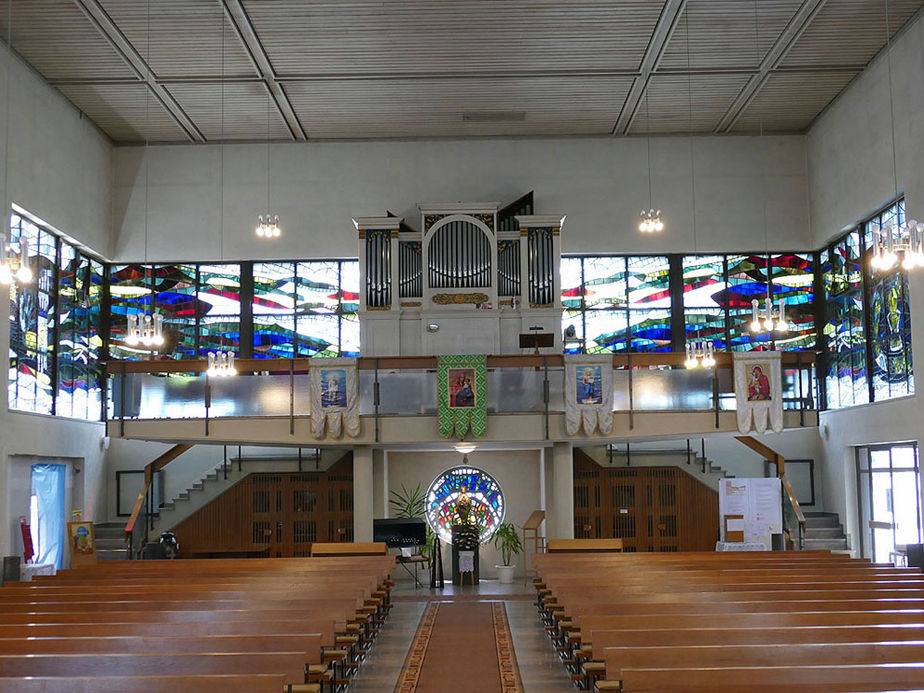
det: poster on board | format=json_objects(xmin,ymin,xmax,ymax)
[
  {"xmin": 718, "ymin": 478, "xmax": 782, "ymax": 549},
  {"xmin": 66, "ymin": 521, "xmax": 97, "ymax": 568}
]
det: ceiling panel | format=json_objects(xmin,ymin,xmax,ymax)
[
  {"xmin": 97, "ymin": 0, "xmax": 258, "ymax": 79},
  {"xmin": 284, "ymin": 75, "xmax": 634, "ymax": 139},
  {"xmin": 630, "ymin": 73, "xmax": 751, "ymax": 133},
  {"xmin": 56, "ymin": 83, "xmax": 191, "ymax": 143},
  {"xmin": 166, "ymin": 81, "xmax": 294, "ymax": 141},
  {"xmin": 245, "ymin": 0, "xmax": 665, "ymax": 77},
  {"xmin": 729, "ymin": 71, "xmax": 859, "ymax": 133},
  {"xmin": 780, "ymin": 0, "xmax": 924, "ymax": 68},
  {"xmin": 660, "ymin": 0, "xmax": 804, "ymax": 71},
  {"xmin": 0, "ymin": 0, "xmax": 136, "ymax": 81}
]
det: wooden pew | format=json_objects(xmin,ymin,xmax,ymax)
[
  {"xmin": 0, "ymin": 675, "xmax": 289, "ymax": 693},
  {"xmin": 618, "ymin": 664, "xmax": 924, "ymax": 692},
  {"xmin": 546, "ymin": 539, "xmax": 624, "ymax": 553}
]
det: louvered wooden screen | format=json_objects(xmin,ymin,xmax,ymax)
[
  {"xmin": 171, "ymin": 454, "xmax": 354, "ymax": 558},
  {"xmin": 573, "ymin": 451, "xmax": 718, "ymax": 552}
]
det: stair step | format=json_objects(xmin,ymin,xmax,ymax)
[
  {"xmin": 804, "ymin": 517, "xmax": 840, "ymax": 528},
  {"xmin": 805, "ymin": 527, "xmax": 844, "ymax": 538},
  {"xmin": 804, "ymin": 538, "xmax": 849, "ymax": 550},
  {"xmin": 95, "ymin": 537, "xmax": 127, "ymax": 550},
  {"xmin": 96, "ymin": 548, "xmax": 130, "ymax": 561}
]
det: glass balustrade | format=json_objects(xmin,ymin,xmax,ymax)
[{"xmin": 108, "ymin": 359, "xmax": 816, "ymax": 421}]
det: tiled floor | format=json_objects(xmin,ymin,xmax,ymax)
[{"xmin": 351, "ymin": 578, "xmax": 573, "ymax": 692}]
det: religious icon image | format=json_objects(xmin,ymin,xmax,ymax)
[
  {"xmin": 455, "ymin": 485, "xmax": 473, "ymax": 525},
  {"xmin": 69, "ymin": 522, "xmax": 94, "ymax": 554},
  {"xmin": 575, "ymin": 365, "xmax": 603, "ymax": 405},
  {"xmin": 448, "ymin": 368, "xmax": 476, "ymax": 408},
  {"xmin": 320, "ymin": 368, "xmax": 347, "ymax": 409},
  {"xmin": 747, "ymin": 364, "xmax": 771, "ymax": 401}
]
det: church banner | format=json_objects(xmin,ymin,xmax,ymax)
[
  {"xmin": 437, "ymin": 355, "xmax": 487, "ymax": 439},
  {"xmin": 309, "ymin": 358, "xmax": 360, "ymax": 438},
  {"xmin": 734, "ymin": 351, "xmax": 783, "ymax": 434},
  {"xmin": 563, "ymin": 355, "xmax": 614, "ymax": 436}
]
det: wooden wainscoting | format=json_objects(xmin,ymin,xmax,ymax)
[
  {"xmin": 171, "ymin": 453, "xmax": 354, "ymax": 558},
  {"xmin": 573, "ymin": 452, "xmax": 718, "ymax": 552}
]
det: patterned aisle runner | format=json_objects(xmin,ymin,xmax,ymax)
[{"xmin": 394, "ymin": 601, "xmax": 524, "ymax": 693}]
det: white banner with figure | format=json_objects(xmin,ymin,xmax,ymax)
[
  {"xmin": 563, "ymin": 355, "xmax": 614, "ymax": 436},
  {"xmin": 309, "ymin": 358, "xmax": 360, "ymax": 439},
  {"xmin": 734, "ymin": 351, "xmax": 783, "ymax": 434}
]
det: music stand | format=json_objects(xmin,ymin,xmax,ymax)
[{"xmin": 519, "ymin": 327, "xmax": 554, "ymax": 355}]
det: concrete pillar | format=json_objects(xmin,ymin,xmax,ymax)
[
  {"xmin": 353, "ymin": 446, "xmax": 374, "ymax": 542},
  {"xmin": 550, "ymin": 441, "xmax": 574, "ymax": 539}
]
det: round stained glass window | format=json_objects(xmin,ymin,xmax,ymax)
[{"xmin": 425, "ymin": 465, "xmax": 505, "ymax": 544}]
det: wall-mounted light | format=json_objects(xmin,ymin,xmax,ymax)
[{"xmin": 427, "ymin": 323, "xmax": 439, "ymax": 333}]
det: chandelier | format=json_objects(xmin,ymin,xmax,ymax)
[
  {"xmin": 255, "ymin": 214, "xmax": 281, "ymax": 238},
  {"xmin": 207, "ymin": 351, "xmax": 237, "ymax": 377},
  {"xmin": 750, "ymin": 297, "xmax": 787, "ymax": 334},
  {"xmin": 0, "ymin": 233, "xmax": 32, "ymax": 285},
  {"xmin": 685, "ymin": 340, "xmax": 715, "ymax": 369},
  {"xmin": 870, "ymin": 219, "xmax": 924, "ymax": 271},
  {"xmin": 638, "ymin": 209, "xmax": 664, "ymax": 234},
  {"xmin": 125, "ymin": 313, "xmax": 164, "ymax": 347}
]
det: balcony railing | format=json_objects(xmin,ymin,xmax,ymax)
[{"xmin": 106, "ymin": 352, "xmax": 817, "ymax": 437}]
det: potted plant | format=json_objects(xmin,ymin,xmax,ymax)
[
  {"xmin": 491, "ymin": 521, "xmax": 523, "ymax": 584},
  {"xmin": 389, "ymin": 483, "xmax": 435, "ymax": 558}
]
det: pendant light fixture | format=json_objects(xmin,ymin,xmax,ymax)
[
  {"xmin": 203, "ymin": 1, "xmax": 235, "ymax": 379},
  {"xmin": 746, "ymin": 0, "xmax": 787, "ymax": 339},
  {"xmin": 870, "ymin": 0, "xmax": 922, "ymax": 272},
  {"xmin": 681, "ymin": 7, "xmax": 713, "ymax": 369},
  {"xmin": 0, "ymin": 1, "xmax": 29, "ymax": 287},
  {"xmin": 126, "ymin": 0, "xmax": 163, "ymax": 350},
  {"xmin": 255, "ymin": 81, "xmax": 280, "ymax": 238},
  {"xmin": 638, "ymin": 80, "xmax": 664, "ymax": 233}
]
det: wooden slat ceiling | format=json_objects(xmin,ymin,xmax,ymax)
[{"xmin": 0, "ymin": 0, "xmax": 920, "ymax": 143}]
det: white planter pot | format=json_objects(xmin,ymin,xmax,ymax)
[{"xmin": 496, "ymin": 564, "xmax": 516, "ymax": 584}]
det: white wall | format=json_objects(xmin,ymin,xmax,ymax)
[
  {"xmin": 111, "ymin": 134, "xmax": 811, "ymax": 263},
  {"xmin": 373, "ymin": 449, "xmax": 543, "ymax": 579},
  {"xmin": 0, "ymin": 48, "xmax": 112, "ymax": 558},
  {"xmin": 806, "ymin": 10, "xmax": 924, "ymax": 554}
]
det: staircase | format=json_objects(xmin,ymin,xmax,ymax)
[
  {"xmin": 580, "ymin": 445, "xmax": 735, "ymax": 490},
  {"xmin": 94, "ymin": 522, "xmax": 129, "ymax": 561},
  {"xmin": 149, "ymin": 450, "xmax": 341, "ymax": 536},
  {"xmin": 803, "ymin": 511, "xmax": 850, "ymax": 552}
]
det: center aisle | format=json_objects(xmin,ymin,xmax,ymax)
[{"xmin": 395, "ymin": 601, "xmax": 524, "ymax": 693}]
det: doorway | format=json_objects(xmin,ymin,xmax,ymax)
[
  {"xmin": 857, "ymin": 443, "xmax": 922, "ymax": 564},
  {"xmin": 30, "ymin": 463, "xmax": 67, "ymax": 569}
]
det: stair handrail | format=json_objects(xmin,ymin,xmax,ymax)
[
  {"xmin": 734, "ymin": 435, "xmax": 806, "ymax": 550},
  {"xmin": 124, "ymin": 444, "xmax": 194, "ymax": 558}
]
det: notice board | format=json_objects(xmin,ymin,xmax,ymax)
[{"xmin": 718, "ymin": 478, "xmax": 782, "ymax": 549}]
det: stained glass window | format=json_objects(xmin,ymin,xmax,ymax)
[
  {"xmin": 8, "ymin": 211, "xmax": 102, "ymax": 419},
  {"xmin": 683, "ymin": 255, "xmax": 727, "ymax": 349},
  {"xmin": 425, "ymin": 465, "xmax": 505, "ymax": 544},
  {"xmin": 822, "ymin": 198, "xmax": 913, "ymax": 409}
]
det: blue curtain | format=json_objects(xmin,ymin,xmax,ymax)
[{"xmin": 32, "ymin": 464, "xmax": 66, "ymax": 569}]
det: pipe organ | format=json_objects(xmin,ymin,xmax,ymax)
[{"xmin": 356, "ymin": 199, "xmax": 564, "ymax": 356}]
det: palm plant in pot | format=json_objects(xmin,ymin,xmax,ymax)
[{"xmin": 491, "ymin": 521, "xmax": 522, "ymax": 584}]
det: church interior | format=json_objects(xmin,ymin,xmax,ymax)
[{"xmin": 3, "ymin": 1, "xmax": 924, "ymax": 691}]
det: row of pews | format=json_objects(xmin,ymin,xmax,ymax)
[
  {"xmin": 534, "ymin": 546, "xmax": 924, "ymax": 692},
  {"xmin": 0, "ymin": 543, "xmax": 395, "ymax": 692}
]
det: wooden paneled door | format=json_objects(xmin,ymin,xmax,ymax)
[
  {"xmin": 173, "ymin": 454, "xmax": 354, "ymax": 558},
  {"xmin": 573, "ymin": 451, "xmax": 718, "ymax": 552}
]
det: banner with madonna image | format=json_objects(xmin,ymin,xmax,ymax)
[
  {"xmin": 564, "ymin": 355, "xmax": 614, "ymax": 436},
  {"xmin": 309, "ymin": 358, "xmax": 360, "ymax": 438},
  {"xmin": 437, "ymin": 355, "xmax": 487, "ymax": 438},
  {"xmin": 734, "ymin": 351, "xmax": 783, "ymax": 434}
]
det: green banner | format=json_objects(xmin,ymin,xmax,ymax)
[{"xmin": 437, "ymin": 355, "xmax": 487, "ymax": 438}]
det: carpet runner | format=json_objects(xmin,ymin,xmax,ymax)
[{"xmin": 394, "ymin": 601, "xmax": 524, "ymax": 693}]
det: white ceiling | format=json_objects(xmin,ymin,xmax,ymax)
[{"xmin": 3, "ymin": 0, "xmax": 921, "ymax": 143}]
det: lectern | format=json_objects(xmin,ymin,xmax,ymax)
[{"xmin": 521, "ymin": 509, "xmax": 546, "ymax": 585}]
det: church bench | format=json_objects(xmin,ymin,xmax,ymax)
[
  {"xmin": 589, "ymin": 623, "xmax": 924, "ymax": 660},
  {"xmin": 0, "ymin": 633, "xmax": 323, "ymax": 660},
  {"xmin": 576, "ymin": 610, "xmax": 924, "ymax": 636},
  {"xmin": 0, "ymin": 652, "xmax": 308, "ymax": 683},
  {"xmin": 561, "ymin": 597, "xmax": 924, "ymax": 618},
  {"xmin": 615, "ymin": 664, "xmax": 924, "ymax": 692},
  {"xmin": 0, "ymin": 608, "xmax": 350, "ymax": 628},
  {"xmin": 0, "ymin": 675, "xmax": 291, "ymax": 693},
  {"xmin": 602, "ymin": 642, "xmax": 924, "ymax": 684},
  {"xmin": 309, "ymin": 542, "xmax": 387, "ymax": 556},
  {"xmin": 546, "ymin": 538, "xmax": 624, "ymax": 553},
  {"xmin": 0, "ymin": 597, "xmax": 365, "ymax": 613}
]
